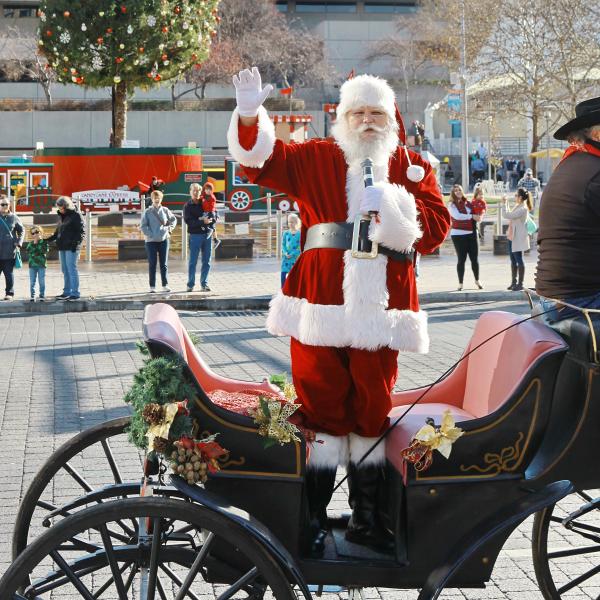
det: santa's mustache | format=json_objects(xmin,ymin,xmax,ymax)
[{"xmin": 356, "ymin": 123, "xmax": 387, "ymax": 133}]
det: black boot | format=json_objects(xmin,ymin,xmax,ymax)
[
  {"xmin": 345, "ymin": 463, "xmax": 394, "ymax": 553},
  {"xmin": 507, "ymin": 264, "xmax": 517, "ymax": 290},
  {"xmin": 305, "ymin": 467, "xmax": 336, "ymax": 556},
  {"xmin": 514, "ymin": 265, "xmax": 525, "ymax": 291}
]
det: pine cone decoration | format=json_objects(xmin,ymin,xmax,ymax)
[
  {"xmin": 142, "ymin": 403, "xmax": 165, "ymax": 425},
  {"xmin": 153, "ymin": 436, "xmax": 169, "ymax": 454}
]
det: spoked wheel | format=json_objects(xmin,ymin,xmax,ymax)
[
  {"xmin": 1, "ymin": 497, "xmax": 296, "ymax": 600},
  {"xmin": 13, "ymin": 416, "xmax": 140, "ymax": 559},
  {"xmin": 532, "ymin": 488, "xmax": 600, "ymax": 598}
]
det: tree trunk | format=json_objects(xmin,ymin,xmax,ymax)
[
  {"xmin": 530, "ymin": 112, "xmax": 540, "ymax": 175},
  {"xmin": 171, "ymin": 84, "xmax": 176, "ymax": 110},
  {"xmin": 112, "ymin": 80, "xmax": 128, "ymax": 148},
  {"xmin": 200, "ymin": 82, "xmax": 207, "ymax": 99},
  {"xmin": 42, "ymin": 79, "xmax": 52, "ymax": 107}
]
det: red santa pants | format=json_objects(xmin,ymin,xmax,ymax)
[{"xmin": 290, "ymin": 338, "xmax": 399, "ymax": 438}]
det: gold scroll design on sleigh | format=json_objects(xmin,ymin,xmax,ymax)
[{"xmin": 459, "ymin": 431, "xmax": 525, "ymax": 476}]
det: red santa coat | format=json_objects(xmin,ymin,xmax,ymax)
[{"xmin": 227, "ymin": 107, "xmax": 450, "ymax": 354}]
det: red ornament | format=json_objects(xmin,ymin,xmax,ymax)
[
  {"xmin": 194, "ymin": 63, "xmax": 202, "ymax": 69},
  {"xmin": 120, "ymin": 5, "xmax": 127, "ymax": 13},
  {"xmin": 191, "ymin": 53, "xmax": 197, "ymax": 60},
  {"xmin": 76, "ymin": 76, "xmax": 84, "ymax": 84},
  {"xmin": 154, "ymin": 74, "xmax": 162, "ymax": 81},
  {"xmin": 45, "ymin": 30, "xmax": 53, "ymax": 37},
  {"xmin": 179, "ymin": 436, "xmax": 194, "ymax": 450},
  {"xmin": 174, "ymin": 6, "xmax": 181, "ymax": 13},
  {"xmin": 115, "ymin": 57, "xmax": 124, "ymax": 63},
  {"xmin": 97, "ymin": 37, "xmax": 104, "ymax": 45},
  {"xmin": 161, "ymin": 53, "xmax": 168, "ymax": 61},
  {"xmin": 138, "ymin": 46, "xmax": 145, "ymax": 53},
  {"xmin": 63, "ymin": 10, "xmax": 70, "ymax": 17},
  {"xmin": 62, "ymin": 68, "xmax": 68, "ymax": 73},
  {"xmin": 162, "ymin": 25, "xmax": 168, "ymax": 33},
  {"xmin": 216, "ymin": 15, "xmax": 221, "ymax": 22},
  {"xmin": 106, "ymin": 27, "xmax": 113, "ymax": 34},
  {"xmin": 147, "ymin": 72, "xmax": 153, "ymax": 78}
]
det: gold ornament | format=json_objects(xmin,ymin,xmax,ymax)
[{"xmin": 249, "ymin": 397, "xmax": 301, "ymax": 447}]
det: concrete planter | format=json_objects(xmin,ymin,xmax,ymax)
[
  {"xmin": 215, "ymin": 238, "xmax": 254, "ymax": 260},
  {"xmin": 493, "ymin": 235, "xmax": 510, "ymax": 255}
]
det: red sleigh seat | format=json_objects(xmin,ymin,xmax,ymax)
[{"xmin": 386, "ymin": 311, "xmax": 567, "ymax": 476}]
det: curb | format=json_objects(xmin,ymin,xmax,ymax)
[{"xmin": 0, "ymin": 290, "xmax": 528, "ymax": 315}]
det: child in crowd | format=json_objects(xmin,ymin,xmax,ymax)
[
  {"xmin": 201, "ymin": 181, "xmax": 220, "ymax": 248},
  {"xmin": 281, "ymin": 213, "xmax": 302, "ymax": 287},
  {"xmin": 471, "ymin": 185, "xmax": 487, "ymax": 238},
  {"xmin": 25, "ymin": 225, "xmax": 49, "ymax": 301}
]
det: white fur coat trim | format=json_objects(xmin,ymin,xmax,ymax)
[
  {"xmin": 348, "ymin": 432, "xmax": 386, "ymax": 466},
  {"xmin": 227, "ymin": 106, "xmax": 275, "ymax": 169},
  {"xmin": 368, "ymin": 182, "xmax": 422, "ymax": 252},
  {"xmin": 266, "ymin": 291, "xmax": 429, "ymax": 353},
  {"xmin": 307, "ymin": 433, "xmax": 349, "ymax": 468}
]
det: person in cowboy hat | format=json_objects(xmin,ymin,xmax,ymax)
[
  {"xmin": 535, "ymin": 96, "xmax": 600, "ymax": 321},
  {"xmin": 228, "ymin": 67, "xmax": 450, "ymax": 554}
]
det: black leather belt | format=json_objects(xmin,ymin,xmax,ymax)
[{"xmin": 304, "ymin": 222, "xmax": 414, "ymax": 262}]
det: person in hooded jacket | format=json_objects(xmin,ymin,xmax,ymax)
[{"xmin": 46, "ymin": 196, "xmax": 85, "ymax": 300}]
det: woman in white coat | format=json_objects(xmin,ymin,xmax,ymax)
[{"xmin": 503, "ymin": 188, "xmax": 533, "ymax": 291}]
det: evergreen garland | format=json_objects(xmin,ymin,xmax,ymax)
[{"xmin": 124, "ymin": 354, "xmax": 196, "ymax": 451}]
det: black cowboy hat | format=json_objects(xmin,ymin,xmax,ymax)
[{"xmin": 554, "ymin": 96, "xmax": 600, "ymax": 140}]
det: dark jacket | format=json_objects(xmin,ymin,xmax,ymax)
[
  {"xmin": 47, "ymin": 209, "xmax": 85, "ymax": 251},
  {"xmin": 0, "ymin": 213, "xmax": 24, "ymax": 260},
  {"xmin": 535, "ymin": 150, "xmax": 600, "ymax": 298},
  {"xmin": 183, "ymin": 199, "xmax": 217, "ymax": 235}
]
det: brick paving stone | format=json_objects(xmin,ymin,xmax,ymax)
[{"xmin": 0, "ymin": 300, "xmax": 597, "ymax": 599}]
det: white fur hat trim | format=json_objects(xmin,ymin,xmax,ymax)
[{"xmin": 336, "ymin": 75, "xmax": 396, "ymax": 121}]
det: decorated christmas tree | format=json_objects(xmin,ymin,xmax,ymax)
[{"xmin": 37, "ymin": 0, "xmax": 220, "ymax": 147}]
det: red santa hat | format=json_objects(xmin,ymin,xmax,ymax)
[{"xmin": 336, "ymin": 75, "xmax": 424, "ymax": 182}]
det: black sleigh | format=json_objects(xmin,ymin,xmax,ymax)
[{"xmin": 3, "ymin": 301, "xmax": 600, "ymax": 599}]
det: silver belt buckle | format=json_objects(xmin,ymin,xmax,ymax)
[{"xmin": 351, "ymin": 214, "xmax": 378, "ymax": 259}]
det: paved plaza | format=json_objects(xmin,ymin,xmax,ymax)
[
  {"xmin": 1, "ymin": 299, "xmax": 597, "ymax": 598},
  {"xmin": 0, "ymin": 245, "xmax": 539, "ymax": 312}
]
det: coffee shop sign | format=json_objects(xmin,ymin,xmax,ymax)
[{"xmin": 72, "ymin": 190, "xmax": 141, "ymax": 211}]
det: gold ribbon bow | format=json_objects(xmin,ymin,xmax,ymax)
[{"xmin": 145, "ymin": 402, "xmax": 179, "ymax": 452}]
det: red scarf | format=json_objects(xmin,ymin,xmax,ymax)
[
  {"xmin": 451, "ymin": 199, "xmax": 473, "ymax": 232},
  {"xmin": 560, "ymin": 142, "xmax": 600, "ymax": 163}
]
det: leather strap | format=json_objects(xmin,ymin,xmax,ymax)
[{"xmin": 304, "ymin": 222, "xmax": 414, "ymax": 262}]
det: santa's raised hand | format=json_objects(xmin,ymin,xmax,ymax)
[{"xmin": 232, "ymin": 67, "xmax": 273, "ymax": 118}]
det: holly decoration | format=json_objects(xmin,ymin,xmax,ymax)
[{"xmin": 124, "ymin": 347, "xmax": 229, "ymax": 485}]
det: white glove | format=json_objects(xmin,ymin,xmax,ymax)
[
  {"xmin": 360, "ymin": 185, "xmax": 384, "ymax": 214},
  {"xmin": 232, "ymin": 67, "xmax": 273, "ymax": 118}
]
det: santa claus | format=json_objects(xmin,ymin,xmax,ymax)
[{"xmin": 227, "ymin": 67, "xmax": 450, "ymax": 553}]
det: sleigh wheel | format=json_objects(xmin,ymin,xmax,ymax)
[
  {"xmin": 12, "ymin": 416, "xmax": 140, "ymax": 558},
  {"xmin": 2, "ymin": 497, "xmax": 296, "ymax": 599},
  {"xmin": 532, "ymin": 488, "xmax": 600, "ymax": 598}
]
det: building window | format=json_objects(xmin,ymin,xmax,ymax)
[
  {"xmin": 295, "ymin": 2, "xmax": 326, "ymax": 11},
  {"xmin": 364, "ymin": 3, "xmax": 417, "ymax": 13},
  {"xmin": 3, "ymin": 6, "xmax": 37, "ymax": 18},
  {"xmin": 295, "ymin": 2, "xmax": 356, "ymax": 12}
]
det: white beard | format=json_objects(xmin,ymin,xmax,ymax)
[{"xmin": 331, "ymin": 116, "xmax": 399, "ymax": 168}]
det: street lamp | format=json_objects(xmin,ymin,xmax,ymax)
[
  {"xmin": 459, "ymin": 0, "xmax": 469, "ymax": 191},
  {"xmin": 486, "ymin": 115, "xmax": 493, "ymax": 181},
  {"xmin": 544, "ymin": 110, "xmax": 551, "ymax": 185}
]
